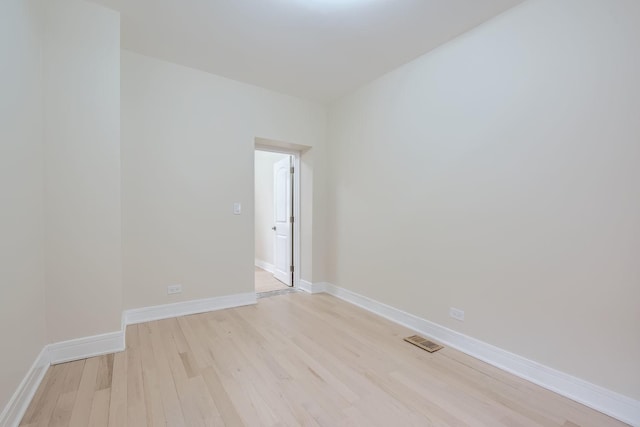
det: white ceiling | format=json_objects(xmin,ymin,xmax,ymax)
[{"xmin": 90, "ymin": 0, "xmax": 524, "ymax": 103}]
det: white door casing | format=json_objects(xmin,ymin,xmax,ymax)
[{"xmin": 273, "ymin": 156, "xmax": 292, "ymax": 286}]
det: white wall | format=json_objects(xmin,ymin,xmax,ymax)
[
  {"xmin": 327, "ymin": 0, "xmax": 640, "ymax": 400},
  {"xmin": 121, "ymin": 50, "xmax": 326, "ymax": 309},
  {"xmin": 255, "ymin": 151, "xmax": 290, "ymax": 267},
  {"xmin": 43, "ymin": 0, "xmax": 122, "ymax": 342},
  {"xmin": 0, "ymin": 0, "xmax": 121, "ymax": 413},
  {"xmin": 0, "ymin": 0, "xmax": 47, "ymax": 412}
]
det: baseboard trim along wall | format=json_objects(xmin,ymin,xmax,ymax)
[
  {"xmin": 0, "ymin": 292, "xmax": 258, "ymax": 427},
  {"xmin": 254, "ymin": 259, "xmax": 275, "ymax": 274},
  {"xmin": 123, "ymin": 292, "xmax": 257, "ymax": 325},
  {"xmin": 48, "ymin": 331, "xmax": 126, "ymax": 365},
  {"xmin": 298, "ymin": 279, "xmax": 325, "ymax": 294},
  {"xmin": 318, "ymin": 282, "xmax": 640, "ymax": 426},
  {"xmin": 0, "ymin": 348, "xmax": 50, "ymax": 427},
  {"xmin": 0, "ymin": 333, "xmax": 126, "ymax": 427},
  {"xmin": 3, "ymin": 287, "xmax": 636, "ymax": 426}
]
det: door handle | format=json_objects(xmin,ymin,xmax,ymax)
[{"xmin": 272, "ymin": 226, "xmax": 276, "ymax": 231}]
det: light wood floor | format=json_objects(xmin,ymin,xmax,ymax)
[
  {"xmin": 20, "ymin": 293, "xmax": 627, "ymax": 427},
  {"xmin": 254, "ymin": 266, "xmax": 288, "ymax": 293}
]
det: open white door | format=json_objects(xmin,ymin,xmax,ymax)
[{"xmin": 273, "ymin": 156, "xmax": 293, "ymax": 286}]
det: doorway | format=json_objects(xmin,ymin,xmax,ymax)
[{"xmin": 254, "ymin": 149, "xmax": 297, "ymax": 293}]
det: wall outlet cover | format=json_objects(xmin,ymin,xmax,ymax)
[
  {"xmin": 449, "ymin": 307, "xmax": 465, "ymax": 321},
  {"xmin": 167, "ymin": 284, "xmax": 182, "ymax": 295}
]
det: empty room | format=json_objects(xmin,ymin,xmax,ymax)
[{"xmin": 1, "ymin": 0, "xmax": 639, "ymax": 426}]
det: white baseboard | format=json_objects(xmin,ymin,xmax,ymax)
[
  {"xmin": 0, "ymin": 347, "xmax": 50, "ymax": 427},
  {"xmin": 255, "ymin": 259, "xmax": 275, "ymax": 274},
  {"xmin": 123, "ymin": 292, "xmax": 257, "ymax": 325},
  {"xmin": 298, "ymin": 280, "xmax": 327, "ymax": 294},
  {"xmin": 321, "ymin": 283, "xmax": 640, "ymax": 426},
  {"xmin": 48, "ymin": 331, "xmax": 125, "ymax": 365},
  {"xmin": 0, "ymin": 332, "xmax": 125, "ymax": 426},
  {"xmin": 0, "ymin": 291, "xmax": 258, "ymax": 426},
  {"xmin": 298, "ymin": 279, "xmax": 312, "ymax": 293},
  {"xmin": 6, "ymin": 286, "xmax": 636, "ymax": 426}
]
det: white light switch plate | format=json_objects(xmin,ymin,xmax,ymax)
[{"xmin": 233, "ymin": 202, "xmax": 241, "ymax": 215}]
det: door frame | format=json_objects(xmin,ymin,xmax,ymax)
[{"xmin": 254, "ymin": 144, "xmax": 301, "ymax": 289}]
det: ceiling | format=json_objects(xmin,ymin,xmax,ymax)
[{"xmin": 89, "ymin": 0, "xmax": 524, "ymax": 103}]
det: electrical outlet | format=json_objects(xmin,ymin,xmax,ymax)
[
  {"xmin": 449, "ymin": 307, "xmax": 464, "ymax": 321},
  {"xmin": 167, "ymin": 284, "xmax": 182, "ymax": 295}
]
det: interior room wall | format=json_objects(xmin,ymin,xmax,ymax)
[
  {"xmin": 42, "ymin": 0, "xmax": 122, "ymax": 342},
  {"xmin": 327, "ymin": 0, "xmax": 640, "ymax": 400},
  {"xmin": 0, "ymin": 0, "xmax": 47, "ymax": 412},
  {"xmin": 121, "ymin": 50, "xmax": 326, "ymax": 309},
  {"xmin": 254, "ymin": 151, "xmax": 290, "ymax": 268}
]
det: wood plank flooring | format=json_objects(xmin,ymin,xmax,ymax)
[
  {"xmin": 254, "ymin": 266, "xmax": 288, "ymax": 293},
  {"xmin": 20, "ymin": 292, "xmax": 628, "ymax": 426}
]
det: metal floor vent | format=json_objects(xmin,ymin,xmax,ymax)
[{"xmin": 404, "ymin": 335, "xmax": 443, "ymax": 353}]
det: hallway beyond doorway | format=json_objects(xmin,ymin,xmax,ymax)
[{"xmin": 255, "ymin": 267, "xmax": 288, "ymax": 293}]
